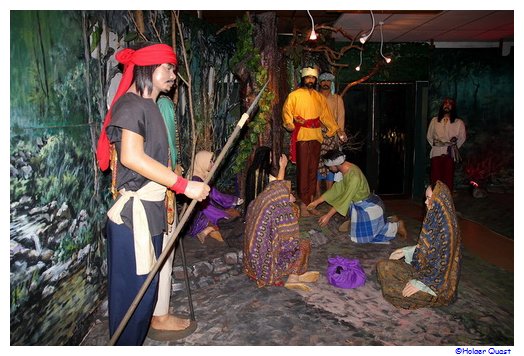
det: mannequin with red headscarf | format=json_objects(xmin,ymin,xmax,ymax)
[{"xmin": 99, "ymin": 43, "xmax": 210, "ymax": 345}]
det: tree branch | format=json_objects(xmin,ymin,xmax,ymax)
[
  {"xmin": 340, "ymin": 60, "xmax": 384, "ymax": 97},
  {"xmin": 149, "ymin": 11, "xmax": 163, "ymax": 43},
  {"xmin": 216, "ymin": 23, "xmax": 237, "ymax": 35},
  {"xmin": 172, "ymin": 10, "xmax": 197, "ymax": 179},
  {"xmin": 129, "ymin": 10, "xmax": 148, "ymax": 41}
]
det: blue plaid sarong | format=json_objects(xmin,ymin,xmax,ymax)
[{"xmin": 349, "ymin": 194, "xmax": 397, "ymax": 243}]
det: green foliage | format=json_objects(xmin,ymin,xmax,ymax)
[
  {"xmin": 10, "ymin": 263, "xmax": 42, "ymax": 314},
  {"xmin": 16, "ymin": 131, "xmax": 105, "ymax": 211},
  {"xmin": 229, "ymin": 15, "xmax": 256, "ymax": 71},
  {"xmin": 90, "ymin": 25, "xmax": 102, "ymax": 53},
  {"xmin": 10, "ymin": 179, "xmax": 29, "ymax": 201},
  {"xmin": 11, "ymin": 283, "xmax": 29, "ymax": 314},
  {"xmin": 11, "ymin": 140, "xmax": 38, "ymax": 200},
  {"xmin": 11, "ymin": 130, "xmax": 111, "ymax": 268},
  {"xmin": 230, "ymin": 16, "xmax": 273, "ymax": 174},
  {"xmin": 124, "ymin": 31, "xmax": 138, "ymax": 42},
  {"xmin": 56, "ymin": 230, "xmax": 88, "ymax": 262},
  {"xmin": 283, "ymin": 44, "xmax": 304, "ymax": 69},
  {"xmin": 170, "ymin": 12, "xmax": 238, "ymax": 168},
  {"xmin": 11, "ymin": 11, "xmax": 86, "ymax": 128},
  {"xmin": 52, "ymin": 62, "xmax": 89, "ymax": 124}
]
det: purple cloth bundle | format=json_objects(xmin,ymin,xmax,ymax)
[{"xmin": 326, "ymin": 256, "xmax": 366, "ymax": 289}]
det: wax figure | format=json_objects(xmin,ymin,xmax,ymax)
[
  {"xmin": 96, "ymin": 43, "xmax": 209, "ymax": 345},
  {"xmin": 376, "ymin": 181, "xmax": 462, "ymax": 309}
]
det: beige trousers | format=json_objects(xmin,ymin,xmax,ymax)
[{"xmin": 153, "ymin": 223, "xmax": 175, "ymax": 316}]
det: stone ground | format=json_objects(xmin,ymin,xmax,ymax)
[{"xmin": 80, "ymin": 190, "xmax": 515, "ymax": 349}]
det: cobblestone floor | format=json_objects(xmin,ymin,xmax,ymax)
[{"xmin": 80, "ymin": 192, "xmax": 514, "ymax": 349}]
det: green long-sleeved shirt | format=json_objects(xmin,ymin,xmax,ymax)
[
  {"xmin": 157, "ymin": 96, "xmax": 177, "ymax": 169},
  {"xmin": 322, "ymin": 163, "xmax": 370, "ymax": 216}
]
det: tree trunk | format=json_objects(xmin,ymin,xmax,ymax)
[
  {"xmin": 253, "ymin": 11, "xmax": 283, "ymax": 161},
  {"xmin": 171, "ymin": 11, "xmax": 176, "ymax": 49},
  {"xmin": 134, "ymin": 10, "xmax": 145, "ymax": 35},
  {"xmin": 233, "ymin": 12, "xmax": 284, "ymax": 199}
]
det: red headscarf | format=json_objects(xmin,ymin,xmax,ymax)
[{"xmin": 96, "ymin": 44, "xmax": 177, "ymax": 171}]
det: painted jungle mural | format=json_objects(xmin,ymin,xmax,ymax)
[
  {"xmin": 10, "ymin": 11, "xmax": 111, "ymax": 345},
  {"xmin": 10, "ymin": 10, "xmax": 513, "ymax": 345}
]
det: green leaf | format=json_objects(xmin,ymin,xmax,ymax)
[
  {"xmin": 90, "ymin": 25, "xmax": 102, "ymax": 53},
  {"xmin": 124, "ymin": 31, "xmax": 138, "ymax": 42}
]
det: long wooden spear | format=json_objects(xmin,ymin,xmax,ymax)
[{"xmin": 109, "ymin": 79, "xmax": 270, "ymax": 345}]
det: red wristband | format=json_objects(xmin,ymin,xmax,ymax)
[{"xmin": 170, "ymin": 177, "xmax": 188, "ymax": 194}]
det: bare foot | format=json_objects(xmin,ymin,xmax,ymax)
[
  {"xmin": 151, "ymin": 314, "xmax": 190, "ymax": 331},
  {"xmin": 209, "ymin": 230, "xmax": 224, "ymax": 242},
  {"xmin": 388, "ymin": 215, "xmax": 399, "ymax": 223},
  {"xmin": 196, "ymin": 226, "xmax": 215, "ymax": 244},
  {"xmin": 397, "ymin": 220, "xmax": 408, "ymax": 239},
  {"xmin": 298, "ymin": 271, "xmax": 320, "ymax": 283},
  {"xmin": 300, "ymin": 204, "xmax": 312, "ymax": 217},
  {"xmin": 338, "ymin": 220, "xmax": 350, "ymax": 232},
  {"xmin": 284, "ymin": 282, "xmax": 311, "ymax": 292},
  {"xmin": 286, "ymin": 274, "xmax": 299, "ymax": 283}
]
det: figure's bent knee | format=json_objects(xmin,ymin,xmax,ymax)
[{"xmin": 375, "ymin": 260, "xmax": 390, "ymax": 278}]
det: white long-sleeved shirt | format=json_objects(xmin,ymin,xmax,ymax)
[{"xmin": 426, "ymin": 116, "xmax": 466, "ymax": 158}]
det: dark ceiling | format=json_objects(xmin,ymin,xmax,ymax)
[{"xmin": 188, "ymin": 10, "xmax": 514, "ymax": 44}]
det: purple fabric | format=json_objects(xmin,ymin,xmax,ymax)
[
  {"xmin": 326, "ymin": 256, "xmax": 366, "ymax": 289},
  {"xmin": 188, "ymin": 176, "xmax": 238, "ymax": 237}
]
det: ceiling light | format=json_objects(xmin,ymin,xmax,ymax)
[
  {"xmin": 307, "ymin": 10, "xmax": 317, "ymax": 40},
  {"xmin": 355, "ymin": 49, "xmax": 363, "ymax": 71},
  {"xmin": 359, "ymin": 10, "xmax": 375, "ymax": 44},
  {"xmin": 379, "ymin": 21, "xmax": 392, "ymax": 63}
]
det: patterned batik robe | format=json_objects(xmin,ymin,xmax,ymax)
[
  {"xmin": 376, "ymin": 180, "xmax": 462, "ymax": 309},
  {"xmin": 243, "ymin": 180, "xmax": 310, "ymax": 287}
]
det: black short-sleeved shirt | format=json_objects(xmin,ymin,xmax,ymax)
[{"xmin": 107, "ymin": 93, "xmax": 169, "ymax": 236}]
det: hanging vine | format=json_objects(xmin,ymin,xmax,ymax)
[{"xmin": 229, "ymin": 15, "xmax": 274, "ymax": 173}]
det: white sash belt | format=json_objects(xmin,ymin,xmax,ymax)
[{"xmin": 107, "ymin": 181, "xmax": 167, "ymax": 275}]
